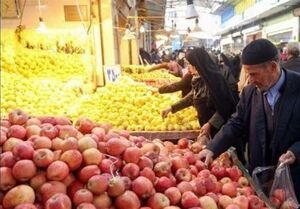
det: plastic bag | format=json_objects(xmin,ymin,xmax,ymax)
[
  {"xmin": 253, "ymin": 163, "xmax": 299, "ymax": 209},
  {"xmin": 252, "ymin": 166, "xmax": 276, "ymax": 195},
  {"xmin": 269, "ymin": 162, "xmax": 299, "ymax": 209}
]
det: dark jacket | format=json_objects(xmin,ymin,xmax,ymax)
[
  {"xmin": 207, "ymin": 69, "xmax": 300, "ymax": 200},
  {"xmin": 158, "ymin": 73, "xmax": 193, "ymax": 97},
  {"xmin": 281, "ymin": 56, "xmax": 300, "ymax": 73}
]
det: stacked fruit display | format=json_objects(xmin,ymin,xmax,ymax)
[
  {"xmin": 121, "ymin": 65, "xmax": 180, "ymax": 87},
  {"xmin": 2, "ymin": 109, "xmax": 292, "ymax": 209}
]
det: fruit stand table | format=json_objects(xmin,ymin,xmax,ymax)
[{"xmin": 130, "ymin": 130, "xmax": 201, "ymax": 141}]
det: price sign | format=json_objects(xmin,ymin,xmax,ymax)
[{"xmin": 104, "ymin": 65, "xmax": 121, "ymax": 83}]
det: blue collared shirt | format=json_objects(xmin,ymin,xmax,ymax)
[{"xmin": 263, "ymin": 70, "xmax": 285, "ymax": 111}]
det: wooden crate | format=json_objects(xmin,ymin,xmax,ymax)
[{"xmin": 130, "ymin": 130, "xmax": 200, "ymax": 141}]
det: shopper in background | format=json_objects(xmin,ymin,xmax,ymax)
[
  {"xmin": 157, "ymin": 71, "xmax": 193, "ymax": 98},
  {"xmin": 281, "ymin": 41, "xmax": 300, "ymax": 73},
  {"xmin": 198, "ymin": 39, "xmax": 300, "ymax": 201},
  {"xmin": 161, "ymin": 47, "xmax": 237, "ymax": 138},
  {"xmin": 139, "ymin": 48, "xmax": 152, "ymax": 65},
  {"xmin": 150, "ymin": 49, "xmax": 161, "ymax": 64}
]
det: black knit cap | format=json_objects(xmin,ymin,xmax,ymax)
[{"xmin": 242, "ymin": 39, "xmax": 278, "ymax": 65}]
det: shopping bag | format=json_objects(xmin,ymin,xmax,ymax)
[
  {"xmin": 269, "ymin": 162, "xmax": 299, "ymax": 209},
  {"xmin": 252, "ymin": 166, "xmax": 276, "ymax": 196}
]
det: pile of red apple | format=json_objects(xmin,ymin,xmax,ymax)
[{"xmin": 0, "ymin": 109, "xmax": 291, "ymax": 209}]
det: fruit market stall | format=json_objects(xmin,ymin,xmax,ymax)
[
  {"xmin": 1, "ymin": 29, "xmax": 200, "ymax": 138},
  {"xmin": 1, "ymin": 109, "xmax": 290, "ymax": 209},
  {"xmin": 121, "ymin": 65, "xmax": 181, "ymax": 88}
]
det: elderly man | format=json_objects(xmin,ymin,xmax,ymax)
[
  {"xmin": 199, "ymin": 39, "xmax": 300, "ymax": 201},
  {"xmin": 281, "ymin": 41, "xmax": 300, "ymax": 73}
]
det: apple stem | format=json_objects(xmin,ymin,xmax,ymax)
[{"xmin": 103, "ymin": 153, "xmax": 120, "ymax": 178}]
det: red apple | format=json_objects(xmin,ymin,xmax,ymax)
[
  {"xmin": 99, "ymin": 158, "xmax": 117, "ymax": 173},
  {"xmin": 219, "ymin": 195, "xmax": 233, "ymax": 209},
  {"xmin": 199, "ymin": 195, "xmax": 218, "ymax": 209},
  {"xmin": 123, "ymin": 146, "xmax": 142, "ymax": 164},
  {"xmin": 190, "ymin": 178, "xmax": 206, "ymax": 196},
  {"xmin": 147, "ymin": 193, "xmax": 170, "ymax": 209},
  {"xmin": 3, "ymin": 185, "xmax": 35, "ymax": 209},
  {"xmin": 78, "ymin": 165, "xmax": 101, "ymax": 183},
  {"xmin": 248, "ymin": 195, "xmax": 264, "ymax": 209},
  {"xmin": 75, "ymin": 118, "xmax": 95, "ymax": 134},
  {"xmin": 40, "ymin": 181, "xmax": 67, "ymax": 203},
  {"xmin": 31, "ymin": 136, "xmax": 52, "ymax": 149},
  {"xmin": 0, "ymin": 167, "xmax": 16, "ymax": 191},
  {"xmin": 76, "ymin": 203, "xmax": 96, "ymax": 209},
  {"xmin": 132, "ymin": 176, "xmax": 154, "ymax": 199},
  {"xmin": 222, "ymin": 182, "xmax": 237, "ymax": 197},
  {"xmin": 155, "ymin": 176, "xmax": 174, "ymax": 192},
  {"xmin": 164, "ymin": 187, "xmax": 181, "ymax": 205},
  {"xmin": 60, "ymin": 137, "xmax": 78, "ymax": 152},
  {"xmin": 30, "ymin": 171, "xmax": 47, "ymax": 190},
  {"xmin": 121, "ymin": 163, "xmax": 140, "ymax": 180},
  {"xmin": 3, "ymin": 137, "xmax": 23, "ymax": 152},
  {"xmin": 25, "ymin": 118, "xmax": 41, "ymax": 126},
  {"xmin": 220, "ymin": 177, "xmax": 232, "ymax": 184},
  {"xmin": 47, "ymin": 160, "xmax": 69, "ymax": 181},
  {"xmin": 181, "ymin": 191, "xmax": 200, "ymax": 209},
  {"xmin": 91, "ymin": 127, "xmax": 106, "ymax": 141},
  {"xmin": 8, "ymin": 109, "xmax": 28, "ymax": 125},
  {"xmin": 55, "ymin": 117, "xmax": 72, "ymax": 125},
  {"xmin": 78, "ymin": 135, "xmax": 97, "ymax": 152},
  {"xmin": 62, "ymin": 173, "xmax": 76, "ymax": 187},
  {"xmin": 93, "ymin": 193, "xmax": 112, "ymax": 209},
  {"xmin": 238, "ymin": 176, "xmax": 249, "ymax": 187},
  {"xmin": 40, "ymin": 123, "xmax": 58, "ymax": 139},
  {"xmin": 45, "ymin": 193, "xmax": 71, "ymax": 209},
  {"xmin": 51, "ymin": 137, "xmax": 63, "ymax": 150},
  {"xmin": 13, "ymin": 141, "xmax": 34, "ymax": 159},
  {"xmin": 175, "ymin": 168, "xmax": 192, "ymax": 182},
  {"xmin": 233, "ymin": 195, "xmax": 249, "ymax": 209},
  {"xmin": 87, "ymin": 174, "xmax": 109, "ymax": 195},
  {"xmin": 73, "ymin": 189, "xmax": 93, "ymax": 206},
  {"xmin": 272, "ymin": 188, "xmax": 286, "ymax": 203},
  {"xmin": 106, "ymin": 137, "xmax": 130, "ymax": 156},
  {"xmin": 183, "ymin": 151, "xmax": 197, "ymax": 165},
  {"xmin": 0, "ymin": 128, "xmax": 7, "ymax": 145},
  {"xmin": 226, "ymin": 166, "xmax": 242, "ymax": 182},
  {"xmin": 178, "ymin": 138, "xmax": 189, "ymax": 149},
  {"xmin": 1, "ymin": 119, "xmax": 11, "ymax": 128},
  {"xmin": 115, "ymin": 190, "xmax": 141, "ymax": 209},
  {"xmin": 58, "ymin": 125, "xmax": 78, "ymax": 139},
  {"xmin": 15, "ymin": 203, "xmax": 37, "ymax": 209},
  {"xmin": 225, "ymin": 204, "xmax": 241, "ymax": 209},
  {"xmin": 189, "ymin": 165, "xmax": 199, "ymax": 176},
  {"xmin": 177, "ymin": 181, "xmax": 193, "ymax": 194},
  {"xmin": 238, "ymin": 186, "xmax": 254, "ymax": 196},
  {"xmin": 154, "ymin": 161, "xmax": 172, "ymax": 177},
  {"xmin": 211, "ymin": 165, "xmax": 228, "ymax": 180},
  {"xmin": 12, "ymin": 159, "xmax": 37, "ymax": 181},
  {"xmin": 0, "ymin": 152, "xmax": 16, "ymax": 167},
  {"xmin": 82, "ymin": 148, "xmax": 103, "ymax": 165},
  {"xmin": 270, "ymin": 196, "xmax": 281, "ymax": 208},
  {"xmin": 60, "ymin": 150, "xmax": 83, "ymax": 171},
  {"xmin": 138, "ymin": 156, "xmax": 154, "ymax": 169},
  {"xmin": 67, "ymin": 181, "xmax": 84, "ymax": 200},
  {"xmin": 8, "ymin": 125, "xmax": 26, "ymax": 139},
  {"xmin": 140, "ymin": 167, "xmax": 156, "ymax": 183},
  {"xmin": 107, "ymin": 176, "xmax": 125, "ymax": 197},
  {"xmin": 25, "ymin": 125, "xmax": 41, "ymax": 138}
]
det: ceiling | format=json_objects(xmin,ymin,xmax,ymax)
[{"xmin": 134, "ymin": 0, "xmax": 226, "ymax": 31}]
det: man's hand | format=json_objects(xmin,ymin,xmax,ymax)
[
  {"xmin": 279, "ymin": 150, "xmax": 296, "ymax": 165},
  {"xmin": 200, "ymin": 123, "xmax": 212, "ymax": 137},
  {"xmin": 198, "ymin": 149, "xmax": 214, "ymax": 167},
  {"xmin": 161, "ymin": 107, "xmax": 172, "ymax": 119}
]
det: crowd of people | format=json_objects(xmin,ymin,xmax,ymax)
[{"xmin": 140, "ymin": 40, "xmax": 300, "ymax": 202}]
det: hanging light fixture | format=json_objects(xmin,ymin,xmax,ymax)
[
  {"xmin": 186, "ymin": 0, "xmax": 198, "ymax": 19},
  {"xmin": 139, "ymin": 25, "xmax": 145, "ymax": 33},
  {"xmin": 36, "ymin": 0, "xmax": 47, "ymax": 33},
  {"xmin": 122, "ymin": 23, "xmax": 136, "ymax": 40}
]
